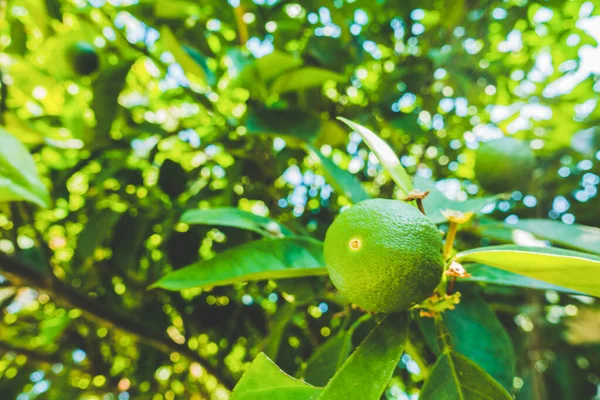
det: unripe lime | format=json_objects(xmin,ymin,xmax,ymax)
[
  {"xmin": 474, "ymin": 137, "xmax": 535, "ymax": 193},
  {"xmin": 66, "ymin": 41, "xmax": 100, "ymax": 76},
  {"xmin": 324, "ymin": 199, "xmax": 444, "ymax": 313}
]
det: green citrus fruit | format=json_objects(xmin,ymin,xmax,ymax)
[
  {"xmin": 474, "ymin": 137, "xmax": 535, "ymax": 193},
  {"xmin": 66, "ymin": 42, "xmax": 100, "ymax": 76},
  {"xmin": 323, "ymin": 199, "xmax": 444, "ymax": 313}
]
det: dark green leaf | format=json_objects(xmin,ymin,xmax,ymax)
[
  {"xmin": 277, "ymin": 277, "xmax": 320, "ymax": 304},
  {"xmin": 160, "ymin": 26, "xmax": 208, "ymax": 84},
  {"xmin": 318, "ymin": 312, "xmax": 409, "ymax": 399},
  {"xmin": 150, "ymin": 237, "xmax": 327, "ymax": 291},
  {"xmin": 75, "ymin": 208, "xmax": 121, "ymax": 262},
  {"xmin": 182, "ymin": 45, "xmax": 216, "ymax": 85},
  {"xmin": 419, "ymin": 286, "xmax": 516, "ymax": 390},
  {"xmin": 270, "ymin": 67, "xmax": 345, "ymax": 94},
  {"xmin": 310, "ymin": 148, "xmax": 370, "ymax": 203},
  {"xmin": 44, "ymin": 0, "xmax": 62, "ymax": 20},
  {"xmin": 246, "ymin": 107, "xmax": 322, "ymax": 142},
  {"xmin": 6, "ymin": 19, "xmax": 27, "ymax": 55},
  {"xmin": 231, "ymin": 353, "xmax": 321, "ymax": 400},
  {"xmin": 181, "ymin": 207, "xmax": 293, "ymax": 236},
  {"xmin": 302, "ymin": 332, "xmax": 352, "ymax": 387},
  {"xmin": 91, "ymin": 61, "xmax": 134, "ymax": 142},
  {"xmin": 255, "ymin": 51, "xmax": 303, "ymax": 82},
  {"xmin": 0, "ymin": 128, "xmax": 50, "ymax": 208},
  {"xmin": 457, "ymin": 245, "xmax": 600, "ymax": 297},
  {"xmin": 263, "ymin": 302, "xmax": 297, "ymax": 361},
  {"xmin": 112, "ymin": 212, "xmax": 153, "ymax": 274},
  {"xmin": 158, "ymin": 159, "xmax": 187, "ymax": 198},
  {"xmin": 420, "ymin": 350, "xmax": 512, "ymax": 400},
  {"xmin": 37, "ymin": 314, "xmax": 71, "ymax": 347},
  {"xmin": 337, "ymin": 118, "xmax": 413, "ymax": 197},
  {"xmin": 304, "ymin": 36, "xmax": 351, "ymax": 72}
]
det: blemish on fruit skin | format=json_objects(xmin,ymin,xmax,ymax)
[{"xmin": 349, "ymin": 238, "xmax": 362, "ymax": 250}]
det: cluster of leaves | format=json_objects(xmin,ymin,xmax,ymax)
[{"xmin": 0, "ymin": 0, "xmax": 599, "ymax": 399}]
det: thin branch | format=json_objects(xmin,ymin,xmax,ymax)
[
  {"xmin": 0, "ymin": 68, "xmax": 7, "ymax": 125},
  {"xmin": 0, "ymin": 341, "xmax": 88, "ymax": 373},
  {"xmin": 0, "ymin": 254, "xmax": 234, "ymax": 390}
]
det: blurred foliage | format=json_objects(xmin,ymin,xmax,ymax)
[{"xmin": 0, "ymin": 0, "xmax": 600, "ymax": 399}]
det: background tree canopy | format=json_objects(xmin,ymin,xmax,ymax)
[{"xmin": 1, "ymin": 0, "xmax": 600, "ymax": 399}]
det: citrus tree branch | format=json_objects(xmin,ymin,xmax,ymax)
[{"xmin": 0, "ymin": 254, "xmax": 234, "ymax": 390}]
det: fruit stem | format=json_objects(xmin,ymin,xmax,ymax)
[
  {"xmin": 443, "ymin": 221, "xmax": 458, "ymax": 260},
  {"xmin": 447, "ymin": 277, "xmax": 456, "ymax": 293},
  {"xmin": 416, "ymin": 199, "xmax": 426, "ymax": 215}
]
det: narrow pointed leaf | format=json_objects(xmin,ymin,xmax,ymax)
[
  {"xmin": 337, "ymin": 118, "xmax": 413, "ymax": 196},
  {"xmin": 246, "ymin": 108, "xmax": 322, "ymax": 142},
  {"xmin": 0, "ymin": 128, "xmax": 50, "ymax": 208},
  {"xmin": 92, "ymin": 61, "xmax": 133, "ymax": 141},
  {"xmin": 255, "ymin": 50, "xmax": 303, "ymax": 82},
  {"xmin": 231, "ymin": 353, "xmax": 321, "ymax": 400},
  {"xmin": 457, "ymin": 245, "xmax": 600, "ymax": 297},
  {"xmin": 501, "ymin": 219, "xmax": 600, "ymax": 256},
  {"xmin": 464, "ymin": 264, "xmax": 586, "ymax": 294},
  {"xmin": 271, "ymin": 67, "xmax": 345, "ymax": 94},
  {"xmin": 151, "ymin": 237, "xmax": 327, "ymax": 290},
  {"xmin": 181, "ymin": 207, "xmax": 293, "ymax": 236},
  {"xmin": 420, "ymin": 350, "xmax": 512, "ymax": 400},
  {"xmin": 263, "ymin": 302, "xmax": 297, "ymax": 361},
  {"xmin": 301, "ymin": 331, "xmax": 352, "ymax": 387},
  {"xmin": 318, "ymin": 312, "xmax": 409, "ymax": 399},
  {"xmin": 160, "ymin": 26, "xmax": 208, "ymax": 83},
  {"xmin": 310, "ymin": 148, "xmax": 370, "ymax": 203}
]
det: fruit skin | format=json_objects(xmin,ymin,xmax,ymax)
[
  {"xmin": 475, "ymin": 137, "xmax": 535, "ymax": 193},
  {"xmin": 66, "ymin": 42, "xmax": 100, "ymax": 76},
  {"xmin": 324, "ymin": 199, "xmax": 444, "ymax": 313}
]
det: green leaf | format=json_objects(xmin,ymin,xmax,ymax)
[
  {"xmin": 0, "ymin": 128, "xmax": 50, "ymax": 208},
  {"xmin": 420, "ymin": 350, "xmax": 512, "ymax": 400},
  {"xmin": 6, "ymin": 19, "xmax": 27, "ymax": 55},
  {"xmin": 160, "ymin": 26, "xmax": 208, "ymax": 83},
  {"xmin": 302, "ymin": 331, "xmax": 352, "ymax": 387},
  {"xmin": 277, "ymin": 277, "xmax": 320, "ymax": 304},
  {"xmin": 310, "ymin": 148, "xmax": 370, "ymax": 204},
  {"xmin": 91, "ymin": 61, "xmax": 134, "ymax": 142},
  {"xmin": 263, "ymin": 302, "xmax": 297, "ymax": 361},
  {"xmin": 255, "ymin": 50, "xmax": 303, "ymax": 82},
  {"xmin": 337, "ymin": 118, "xmax": 413, "ymax": 197},
  {"xmin": 182, "ymin": 45, "xmax": 216, "ymax": 85},
  {"xmin": 457, "ymin": 245, "xmax": 600, "ymax": 297},
  {"xmin": 158, "ymin": 159, "xmax": 187, "ymax": 198},
  {"xmin": 414, "ymin": 176, "xmax": 497, "ymax": 224},
  {"xmin": 318, "ymin": 312, "xmax": 409, "ymax": 399},
  {"xmin": 37, "ymin": 314, "xmax": 71, "ymax": 347},
  {"xmin": 419, "ymin": 286, "xmax": 516, "ymax": 390},
  {"xmin": 151, "ymin": 237, "xmax": 327, "ymax": 291},
  {"xmin": 154, "ymin": 0, "xmax": 200, "ymax": 19},
  {"xmin": 495, "ymin": 219, "xmax": 600, "ymax": 256},
  {"xmin": 246, "ymin": 108, "xmax": 322, "ymax": 143},
  {"xmin": 75, "ymin": 208, "xmax": 121, "ymax": 262},
  {"xmin": 464, "ymin": 264, "xmax": 585, "ymax": 294},
  {"xmin": 231, "ymin": 353, "xmax": 321, "ymax": 400},
  {"xmin": 271, "ymin": 67, "xmax": 345, "ymax": 94},
  {"xmin": 181, "ymin": 207, "xmax": 293, "ymax": 236}
]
